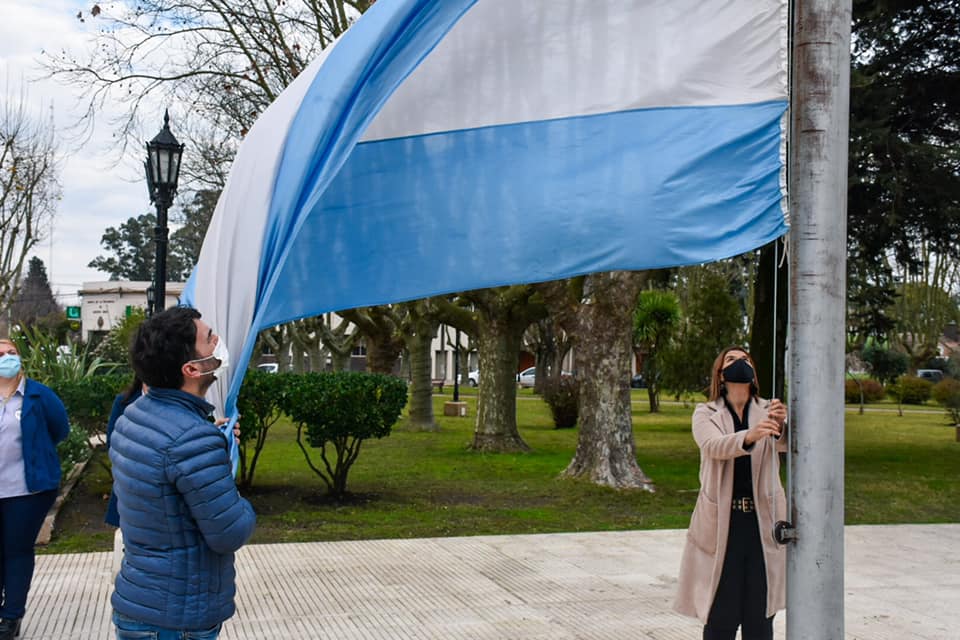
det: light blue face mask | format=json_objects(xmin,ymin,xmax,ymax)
[{"xmin": 0, "ymin": 354, "xmax": 22, "ymax": 379}]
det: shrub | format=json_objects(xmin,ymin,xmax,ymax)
[
  {"xmin": 931, "ymin": 378, "xmax": 960, "ymax": 425},
  {"xmin": 51, "ymin": 374, "xmax": 130, "ymax": 441},
  {"xmin": 845, "ymin": 378, "xmax": 885, "ymax": 404},
  {"xmin": 235, "ymin": 369, "xmax": 287, "ymax": 489},
  {"xmin": 57, "ymin": 424, "xmax": 91, "ymax": 479},
  {"xmin": 889, "ymin": 375, "xmax": 933, "ymax": 405},
  {"xmin": 92, "ymin": 307, "xmax": 146, "ymax": 372},
  {"xmin": 279, "ymin": 371, "xmax": 407, "ymax": 498},
  {"xmin": 542, "ymin": 376, "xmax": 579, "ymax": 429}
]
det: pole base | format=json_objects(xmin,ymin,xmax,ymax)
[{"xmin": 443, "ymin": 401, "xmax": 468, "ymax": 417}]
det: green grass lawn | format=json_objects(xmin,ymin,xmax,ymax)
[{"xmin": 43, "ymin": 390, "xmax": 959, "ymax": 553}]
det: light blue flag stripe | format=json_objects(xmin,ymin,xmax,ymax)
[{"xmin": 262, "ymin": 100, "xmax": 787, "ymax": 328}]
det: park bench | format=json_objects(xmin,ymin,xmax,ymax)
[{"xmin": 431, "ymin": 379, "xmax": 445, "ymax": 392}]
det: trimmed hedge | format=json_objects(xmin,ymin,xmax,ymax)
[
  {"xmin": 279, "ymin": 371, "xmax": 408, "ymax": 497},
  {"xmin": 931, "ymin": 378, "xmax": 960, "ymax": 424},
  {"xmin": 889, "ymin": 375, "xmax": 933, "ymax": 405},
  {"xmin": 845, "ymin": 378, "xmax": 886, "ymax": 404}
]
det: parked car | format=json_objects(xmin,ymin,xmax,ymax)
[
  {"xmin": 630, "ymin": 374, "xmax": 646, "ymax": 389},
  {"xmin": 917, "ymin": 369, "xmax": 944, "ymax": 383},
  {"xmin": 457, "ymin": 370, "xmax": 480, "ymax": 386},
  {"xmin": 516, "ymin": 366, "xmax": 572, "ymax": 388},
  {"xmin": 517, "ymin": 366, "xmax": 537, "ymax": 387},
  {"xmin": 256, "ymin": 362, "xmax": 279, "ymax": 374}
]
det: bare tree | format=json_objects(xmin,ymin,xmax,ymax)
[
  {"xmin": 339, "ymin": 305, "xmax": 405, "ymax": 375},
  {"xmin": 523, "ymin": 317, "xmax": 573, "ymax": 395},
  {"xmin": 257, "ymin": 323, "xmax": 293, "ymax": 371},
  {"xmin": 43, "ymin": 0, "xmax": 374, "ymax": 185},
  {"xmin": 314, "ymin": 313, "xmax": 358, "ymax": 372},
  {"xmin": 0, "ymin": 87, "xmax": 60, "ymax": 319}
]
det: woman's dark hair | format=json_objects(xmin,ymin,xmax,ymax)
[
  {"xmin": 130, "ymin": 306, "xmax": 202, "ymax": 389},
  {"xmin": 122, "ymin": 376, "xmax": 144, "ymax": 403},
  {"xmin": 708, "ymin": 345, "xmax": 759, "ymax": 401}
]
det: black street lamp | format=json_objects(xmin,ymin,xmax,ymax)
[
  {"xmin": 453, "ymin": 328, "xmax": 461, "ymax": 402},
  {"xmin": 145, "ymin": 285, "xmax": 155, "ymax": 314},
  {"xmin": 144, "ymin": 110, "xmax": 184, "ymax": 316}
]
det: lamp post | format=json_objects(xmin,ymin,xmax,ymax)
[
  {"xmin": 144, "ymin": 110, "xmax": 184, "ymax": 316},
  {"xmin": 453, "ymin": 329, "xmax": 461, "ymax": 402}
]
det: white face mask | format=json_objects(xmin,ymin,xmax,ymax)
[{"xmin": 189, "ymin": 337, "xmax": 230, "ymax": 377}]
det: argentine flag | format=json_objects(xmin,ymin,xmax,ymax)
[{"xmin": 184, "ymin": 0, "xmax": 789, "ymax": 467}]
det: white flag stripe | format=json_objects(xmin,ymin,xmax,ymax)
[
  {"xmin": 362, "ymin": 0, "xmax": 788, "ymax": 142},
  {"xmin": 186, "ymin": 41, "xmax": 341, "ymax": 418}
]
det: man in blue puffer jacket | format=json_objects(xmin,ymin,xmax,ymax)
[{"xmin": 110, "ymin": 307, "xmax": 256, "ymax": 639}]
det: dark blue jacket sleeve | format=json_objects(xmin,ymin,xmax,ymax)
[
  {"xmin": 105, "ymin": 394, "xmax": 126, "ymax": 448},
  {"xmin": 41, "ymin": 385, "xmax": 70, "ymax": 444},
  {"xmin": 166, "ymin": 422, "xmax": 256, "ymax": 554}
]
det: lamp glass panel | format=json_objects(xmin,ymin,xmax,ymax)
[
  {"xmin": 150, "ymin": 147, "xmax": 161, "ymax": 184},
  {"xmin": 171, "ymin": 149, "xmax": 181, "ymax": 186},
  {"xmin": 158, "ymin": 147, "xmax": 173, "ymax": 186}
]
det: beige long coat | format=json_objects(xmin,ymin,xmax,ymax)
[{"xmin": 673, "ymin": 397, "xmax": 788, "ymax": 622}]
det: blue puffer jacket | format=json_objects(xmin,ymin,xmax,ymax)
[{"xmin": 110, "ymin": 387, "xmax": 256, "ymax": 630}]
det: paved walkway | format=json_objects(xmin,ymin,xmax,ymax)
[{"xmin": 28, "ymin": 524, "xmax": 959, "ymax": 639}]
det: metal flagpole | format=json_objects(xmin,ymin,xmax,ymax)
[{"xmin": 784, "ymin": 0, "xmax": 851, "ymax": 638}]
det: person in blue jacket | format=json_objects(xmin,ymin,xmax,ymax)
[
  {"xmin": 110, "ymin": 307, "xmax": 256, "ymax": 639},
  {"xmin": 103, "ymin": 377, "xmax": 143, "ymax": 528},
  {"xmin": 0, "ymin": 337, "xmax": 70, "ymax": 640}
]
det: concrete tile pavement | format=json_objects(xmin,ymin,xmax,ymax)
[{"xmin": 27, "ymin": 524, "xmax": 960, "ymax": 639}]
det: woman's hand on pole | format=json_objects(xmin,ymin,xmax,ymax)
[
  {"xmin": 744, "ymin": 418, "xmax": 782, "ymax": 445},
  {"xmin": 767, "ymin": 398, "xmax": 787, "ymax": 426}
]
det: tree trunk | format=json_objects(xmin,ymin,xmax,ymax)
[
  {"xmin": 330, "ymin": 349, "xmax": 349, "ymax": 372},
  {"xmin": 749, "ymin": 239, "xmax": 788, "ymax": 399},
  {"xmin": 472, "ymin": 321, "xmax": 529, "ymax": 452},
  {"xmin": 457, "ymin": 344, "xmax": 470, "ymax": 387},
  {"xmin": 366, "ymin": 336, "xmax": 402, "ymax": 374},
  {"xmin": 291, "ymin": 347, "xmax": 307, "ymax": 373},
  {"xmin": 532, "ymin": 321, "xmax": 557, "ymax": 396},
  {"xmin": 407, "ymin": 327, "xmax": 438, "ymax": 432},
  {"xmin": 646, "ymin": 384, "xmax": 660, "ymax": 413},
  {"xmin": 563, "ymin": 272, "xmax": 654, "ymax": 490},
  {"xmin": 261, "ymin": 325, "xmax": 293, "ymax": 372}
]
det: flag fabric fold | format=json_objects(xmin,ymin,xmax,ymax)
[{"xmin": 184, "ymin": 0, "xmax": 789, "ymax": 458}]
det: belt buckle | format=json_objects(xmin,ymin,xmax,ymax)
[{"xmin": 733, "ymin": 497, "xmax": 754, "ymax": 513}]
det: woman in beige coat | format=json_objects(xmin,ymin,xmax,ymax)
[{"xmin": 674, "ymin": 346, "xmax": 788, "ymax": 640}]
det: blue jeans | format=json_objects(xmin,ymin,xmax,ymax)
[{"xmin": 113, "ymin": 612, "xmax": 222, "ymax": 640}]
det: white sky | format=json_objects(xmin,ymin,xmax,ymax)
[{"xmin": 1, "ymin": 0, "xmax": 163, "ymax": 305}]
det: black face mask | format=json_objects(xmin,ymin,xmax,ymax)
[{"xmin": 722, "ymin": 358, "xmax": 755, "ymax": 384}]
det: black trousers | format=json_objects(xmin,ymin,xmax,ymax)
[{"xmin": 703, "ymin": 508, "xmax": 774, "ymax": 640}]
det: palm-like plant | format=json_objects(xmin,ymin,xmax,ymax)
[
  {"xmin": 12, "ymin": 324, "xmax": 118, "ymax": 385},
  {"xmin": 633, "ymin": 290, "xmax": 681, "ymax": 413}
]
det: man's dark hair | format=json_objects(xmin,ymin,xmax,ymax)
[{"xmin": 130, "ymin": 306, "xmax": 202, "ymax": 389}]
